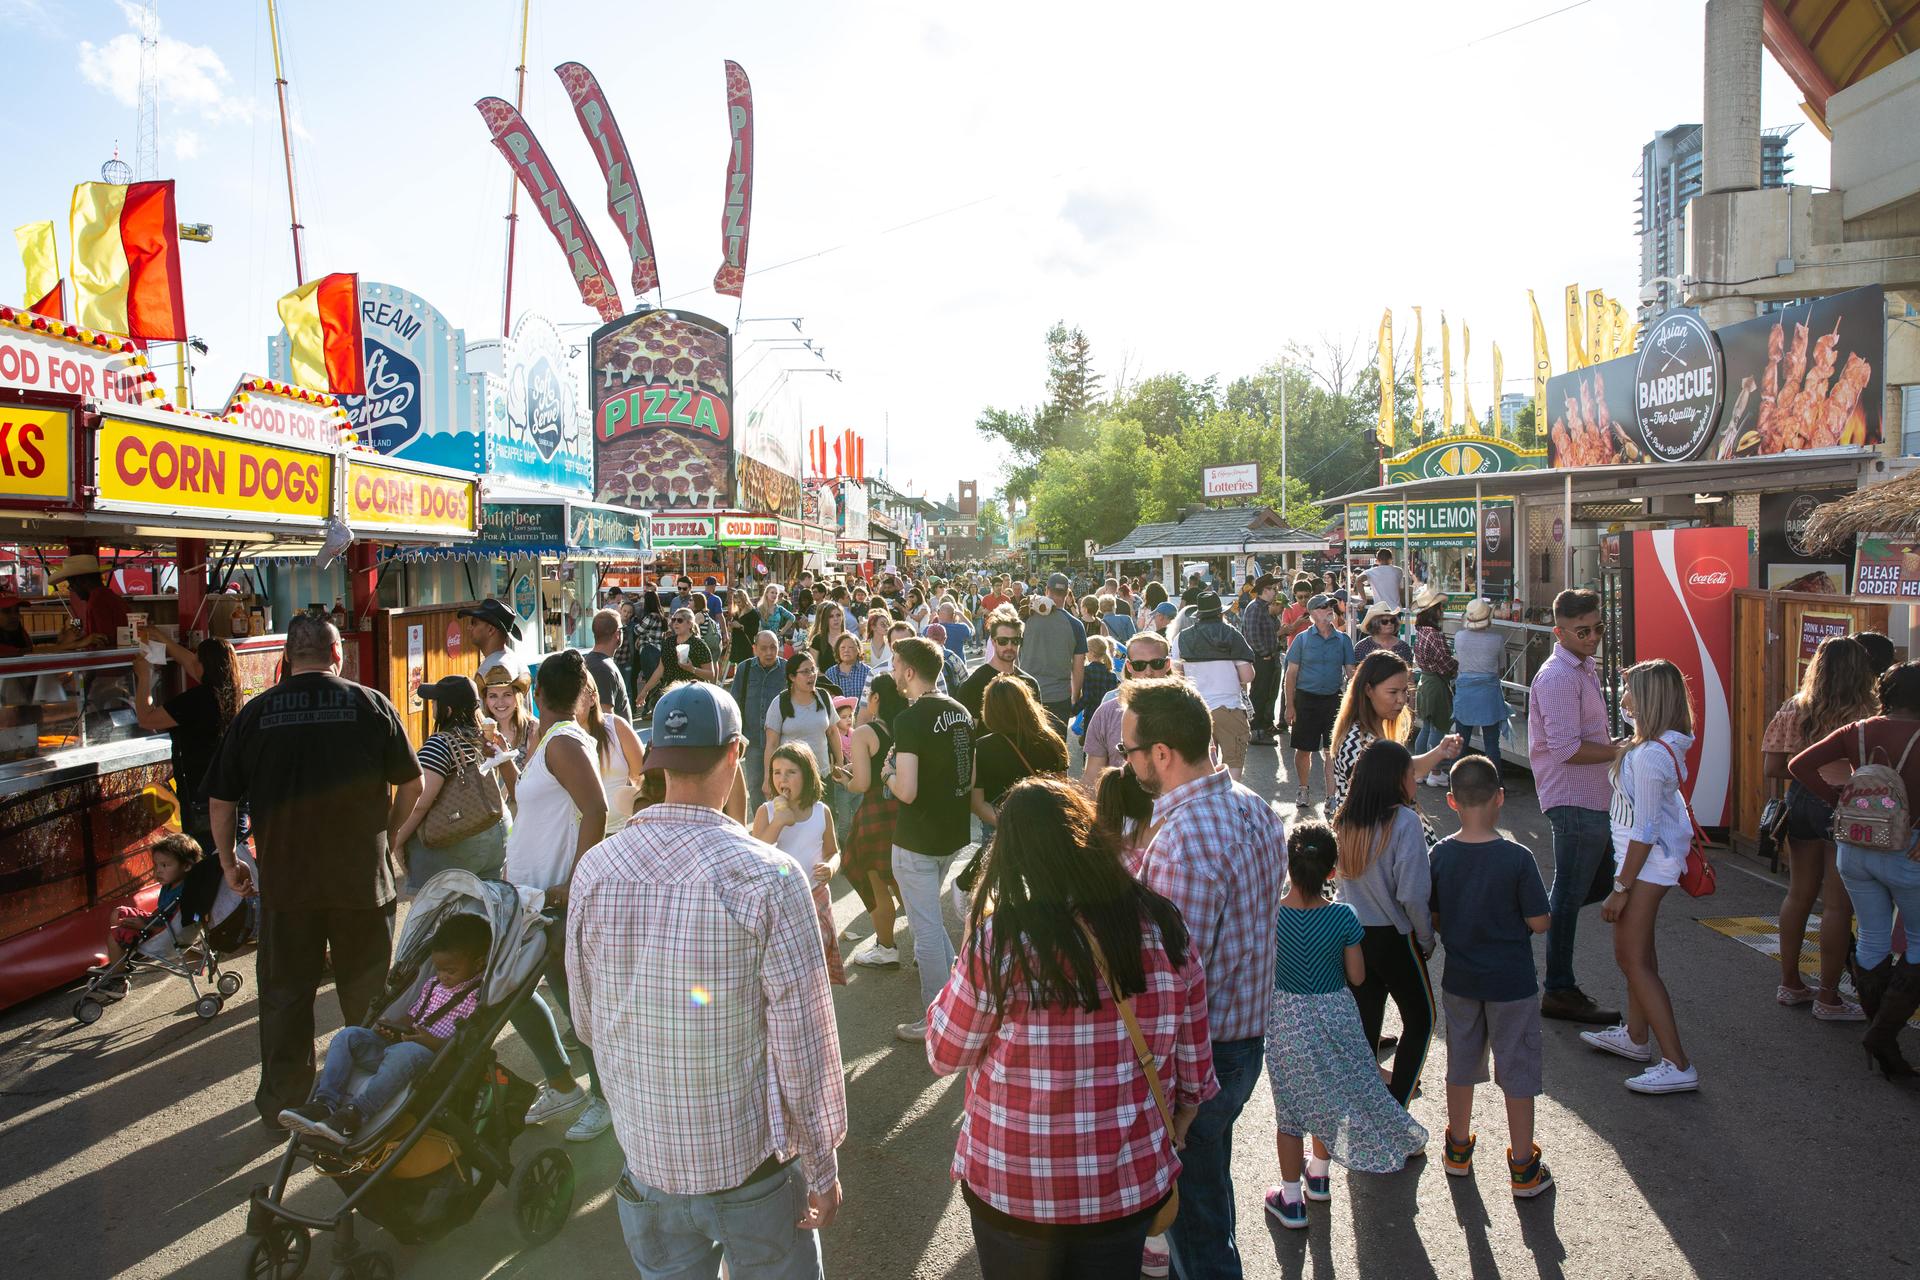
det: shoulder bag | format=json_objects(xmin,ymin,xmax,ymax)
[
  {"xmin": 421, "ymin": 732, "xmax": 506, "ymax": 848},
  {"xmin": 1654, "ymin": 740, "xmax": 1717, "ymax": 898},
  {"xmin": 1077, "ymin": 920, "xmax": 1180, "ymax": 1235}
]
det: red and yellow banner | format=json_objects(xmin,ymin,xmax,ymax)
[
  {"xmin": 475, "ymin": 97, "xmax": 623, "ymax": 323},
  {"xmin": 69, "ymin": 180, "xmax": 185, "ymax": 341},
  {"xmin": 555, "ymin": 62, "xmax": 659, "ymax": 298},
  {"xmin": 346, "ymin": 457, "xmax": 476, "ymax": 535},
  {"xmin": 275, "ymin": 272, "xmax": 366, "ymax": 394},
  {"xmin": 713, "ymin": 60, "xmax": 755, "ymax": 298},
  {"xmin": 0, "ymin": 404, "xmax": 73, "ymax": 502},
  {"xmin": 96, "ymin": 417, "xmax": 331, "ymax": 521},
  {"xmin": 14, "ymin": 221, "xmax": 62, "ymax": 320}
]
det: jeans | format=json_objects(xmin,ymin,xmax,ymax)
[
  {"xmin": 1249, "ymin": 655, "xmax": 1280, "ymax": 733},
  {"xmin": 1543, "ymin": 805, "xmax": 1615, "ymax": 994},
  {"xmin": 255, "ymin": 904, "xmax": 396, "ymax": 1123},
  {"xmin": 312, "ymin": 1026, "xmax": 434, "ymax": 1114},
  {"xmin": 507, "ymin": 990, "xmax": 575, "ymax": 1084},
  {"xmin": 892, "ymin": 845, "xmax": 959, "ymax": 1015},
  {"xmin": 1166, "ymin": 1036, "xmax": 1263, "ymax": 1280},
  {"xmin": 743, "ymin": 741, "xmax": 767, "ymax": 815},
  {"xmin": 1452, "ymin": 720, "xmax": 1502, "ymax": 763},
  {"xmin": 614, "ymin": 1161, "xmax": 821, "ymax": 1280},
  {"xmin": 1835, "ymin": 841, "xmax": 1920, "ymax": 968},
  {"xmin": 1412, "ymin": 720, "xmax": 1444, "ymax": 756},
  {"xmin": 405, "ymin": 825, "xmax": 506, "ymax": 892},
  {"xmin": 542, "ymin": 906, "xmax": 601, "ymax": 1100},
  {"xmin": 968, "ymin": 1201, "xmax": 1154, "ymax": 1279}
]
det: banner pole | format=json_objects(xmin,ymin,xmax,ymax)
[{"xmin": 500, "ymin": 0, "xmax": 531, "ymax": 335}]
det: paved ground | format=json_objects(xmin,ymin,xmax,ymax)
[{"xmin": 5, "ymin": 745, "xmax": 1919, "ymax": 1280}]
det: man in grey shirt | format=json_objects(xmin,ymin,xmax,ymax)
[
  {"xmin": 1019, "ymin": 572, "xmax": 1087, "ymax": 731},
  {"xmin": 728, "ymin": 631, "xmax": 786, "ymax": 811}
]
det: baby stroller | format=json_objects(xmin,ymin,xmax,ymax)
[
  {"xmin": 242, "ymin": 872, "xmax": 576, "ymax": 1280},
  {"xmin": 74, "ymin": 853, "xmax": 256, "ymax": 1025}
]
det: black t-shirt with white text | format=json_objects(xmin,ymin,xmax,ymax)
[
  {"xmin": 892, "ymin": 693, "xmax": 974, "ymax": 857},
  {"xmin": 207, "ymin": 672, "xmax": 420, "ymax": 912}
]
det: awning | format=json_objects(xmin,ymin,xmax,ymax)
[{"xmin": 377, "ymin": 494, "xmax": 650, "ymax": 561}]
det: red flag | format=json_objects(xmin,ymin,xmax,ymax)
[
  {"xmin": 475, "ymin": 97, "xmax": 623, "ymax": 323},
  {"xmin": 833, "ymin": 435, "xmax": 843, "ymax": 476},
  {"xmin": 554, "ymin": 62, "xmax": 660, "ymax": 298},
  {"xmin": 29, "ymin": 284, "xmax": 62, "ymax": 320},
  {"xmin": 70, "ymin": 179, "xmax": 186, "ymax": 341},
  {"xmin": 712, "ymin": 61, "xmax": 755, "ymax": 298}
]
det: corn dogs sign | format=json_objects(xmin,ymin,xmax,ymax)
[
  {"xmin": 345, "ymin": 457, "xmax": 476, "ymax": 536},
  {"xmin": 96, "ymin": 416, "xmax": 332, "ymax": 524}
]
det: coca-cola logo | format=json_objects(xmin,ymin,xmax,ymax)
[{"xmin": 1686, "ymin": 555, "xmax": 1734, "ymax": 601}]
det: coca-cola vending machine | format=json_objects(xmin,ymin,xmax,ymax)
[{"xmin": 1621, "ymin": 527, "xmax": 1750, "ymax": 826}]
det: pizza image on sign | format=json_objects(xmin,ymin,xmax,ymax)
[{"xmin": 591, "ymin": 309, "xmax": 734, "ymax": 510}]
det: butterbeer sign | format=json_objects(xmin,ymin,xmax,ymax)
[{"xmin": 591, "ymin": 309, "xmax": 734, "ymax": 511}]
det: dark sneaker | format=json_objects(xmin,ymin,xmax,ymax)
[
  {"xmin": 1541, "ymin": 988, "xmax": 1619, "ymax": 1024},
  {"xmin": 1303, "ymin": 1171, "xmax": 1331, "ymax": 1202},
  {"xmin": 1509, "ymin": 1144, "xmax": 1554, "ymax": 1198},
  {"xmin": 277, "ymin": 1101, "xmax": 335, "ymax": 1138},
  {"xmin": 325, "ymin": 1103, "xmax": 366, "ymax": 1142},
  {"xmin": 1264, "ymin": 1186, "xmax": 1309, "ymax": 1229},
  {"xmin": 1444, "ymin": 1129, "xmax": 1477, "ymax": 1177}
]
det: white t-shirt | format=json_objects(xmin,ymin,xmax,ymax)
[
  {"xmin": 1362, "ymin": 564, "xmax": 1404, "ymax": 609},
  {"xmin": 503, "ymin": 721, "xmax": 594, "ymax": 892},
  {"xmin": 765, "ymin": 799, "xmax": 830, "ymax": 878}
]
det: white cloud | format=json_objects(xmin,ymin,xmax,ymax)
[
  {"xmin": 0, "ymin": 0, "xmax": 61, "ymax": 36},
  {"xmin": 171, "ymin": 129, "xmax": 200, "ymax": 161},
  {"xmin": 77, "ymin": 0, "xmax": 253, "ymax": 125}
]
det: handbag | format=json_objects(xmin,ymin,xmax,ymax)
[
  {"xmin": 1655, "ymin": 740, "xmax": 1717, "ymax": 898},
  {"xmin": 1077, "ymin": 921, "xmax": 1180, "ymax": 1235},
  {"xmin": 420, "ymin": 732, "xmax": 506, "ymax": 848}
]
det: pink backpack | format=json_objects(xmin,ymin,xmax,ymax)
[{"xmin": 1833, "ymin": 726, "xmax": 1920, "ymax": 853}]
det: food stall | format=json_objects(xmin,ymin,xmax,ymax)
[{"xmin": 0, "ymin": 306, "xmax": 478, "ymax": 1004}]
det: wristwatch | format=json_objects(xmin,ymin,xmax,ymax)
[{"xmin": 1611, "ymin": 878, "xmax": 1631, "ymax": 895}]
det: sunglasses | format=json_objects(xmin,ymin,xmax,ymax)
[
  {"xmin": 1563, "ymin": 624, "xmax": 1601, "ymax": 639},
  {"xmin": 1128, "ymin": 657, "xmax": 1171, "ymax": 672},
  {"xmin": 992, "ymin": 635, "xmax": 1020, "ymax": 646}
]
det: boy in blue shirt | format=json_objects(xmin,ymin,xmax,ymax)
[{"xmin": 1429, "ymin": 755, "xmax": 1554, "ymax": 1198}]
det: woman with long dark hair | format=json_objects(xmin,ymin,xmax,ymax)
[
  {"xmin": 132, "ymin": 636, "xmax": 244, "ymax": 847},
  {"xmin": 1761, "ymin": 634, "xmax": 1872, "ymax": 1018},
  {"xmin": 1328, "ymin": 650, "xmax": 1459, "ymax": 816},
  {"xmin": 631, "ymin": 589, "xmax": 668, "ymax": 695},
  {"xmin": 929, "ymin": 779, "xmax": 1216, "ymax": 1276},
  {"xmin": 1332, "ymin": 738, "xmax": 1436, "ymax": 1107},
  {"xmin": 388, "ymin": 674, "xmax": 510, "ymax": 887}
]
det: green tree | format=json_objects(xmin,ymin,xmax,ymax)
[
  {"xmin": 975, "ymin": 496, "xmax": 1009, "ymax": 549},
  {"xmin": 1045, "ymin": 321, "xmax": 1101, "ymax": 422},
  {"xmin": 1027, "ymin": 418, "xmax": 1151, "ymax": 555},
  {"xmin": 1108, "ymin": 372, "xmax": 1218, "ymax": 438}
]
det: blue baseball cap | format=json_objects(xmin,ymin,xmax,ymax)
[
  {"xmin": 643, "ymin": 682, "xmax": 744, "ymax": 772},
  {"xmin": 1153, "ymin": 602, "xmax": 1178, "ymax": 619}
]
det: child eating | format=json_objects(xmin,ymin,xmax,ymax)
[{"xmin": 279, "ymin": 914, "xmax": 491, "ymax": 1144}]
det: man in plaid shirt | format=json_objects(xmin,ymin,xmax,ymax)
[
  {"xmin": 1124, "ymin": 679, "xmax": 1285, "ymax": 1280},
  {"xmin": 567, "ymin": 682, "xmax": 847, "ymax": 1278}
]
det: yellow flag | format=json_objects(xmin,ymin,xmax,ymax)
[
  {"xmin": 1491, "ymin": 342, "xmax": 1504, "ymax": 438},
  {"xmin": 1412, "ymin": 306, "xmax": 1425, "ymax": 438},
  {"xmin": 1610, "ymin": 298, "xmax": 1628, "ymax": 361},
  {"xmin": 1377, "ymin": 308, "xmax": 1395, "ymax": 451},
  {"xmin": 1441, "ymin": 313, "xmax": 1453, "ymax": 432},
  {"xmin": 14, "ymin": 221, "xmax": 59, "ymax": 309},
  {"xmin": 1529, "ymin": 289, "xmax": 1551, "ymax": 437},
  {"xmin": 1622, "ymin": 318, "xmax": 1640, "ymax": 355},
  {"xmin": 1461, "ymin": 321, "xmax": 1474, "ymax": 432},
  {"xmin": 1564, "ymin": 285, "xmax": 1586, "ymax": 370},
  {"xmin": 1588, "ymin": 289, "xmax": 1607, "ymax": 366}
]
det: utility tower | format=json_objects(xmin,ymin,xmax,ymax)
[{"xmin": 134, "ymin": 0, "xmax": 159, "ymax": 181}]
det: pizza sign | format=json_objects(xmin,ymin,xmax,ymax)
[{"xmin": 591, "ymin": 308, "xmax": 734, "ymax": 512}]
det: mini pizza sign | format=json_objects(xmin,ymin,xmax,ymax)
[{"xmin": 591, "ymin": 308, "xmax": 733, "ymax": 511}]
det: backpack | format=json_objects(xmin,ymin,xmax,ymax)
[{"xmin": 1833, "ymin": 725, "xmax": 1920, "ymax": 853}]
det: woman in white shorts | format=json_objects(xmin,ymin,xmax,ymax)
[{"xmin": 1582, "ymin": 659, "xmax": 1699, "ymax": 1094}]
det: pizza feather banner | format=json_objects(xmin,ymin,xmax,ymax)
[
  {"xmin": 475, "ymin": 96, "xmax": 623, "ymax": 323},
  {"xmin": 554, "ymin": 62, "xmax": 660, "ymax": 298},
  {"xmin": 712, "ymin": 60, "xmax": 755, "ymax": 299}
]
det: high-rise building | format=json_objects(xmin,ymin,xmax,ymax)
[
  {"xmin": 1499, "ymin": 393, "xmax": 1528, "ymax": 433},
  {"xmin": 1637, "ymin": 122, "xmax": 1795, "ymax": 319}
]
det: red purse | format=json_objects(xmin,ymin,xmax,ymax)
[{"xmin": 1657, "ymin": 740, "xmax": 1718, "ymax": 898}]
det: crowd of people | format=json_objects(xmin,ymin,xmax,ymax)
[{"xmin": 114, "ymin": 553, "xmax": 1920, "ymax": 1280}]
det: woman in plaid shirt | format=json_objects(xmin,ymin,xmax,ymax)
[{"xmin": 928, "ymin": 778, "xmax": 1218, "ymax": 1277}]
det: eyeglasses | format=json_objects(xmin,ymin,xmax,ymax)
[
  {"xmin": 1127, "ymin": 657, "xmax": 1171, "ymax": 672},
  {"xmin": 1120, "ymin": 741, "xmax": 1152, "ymax": 758},
  {"xmin": 1563, "ymin": 624, "xmax": 1601, "ymax": 639}
]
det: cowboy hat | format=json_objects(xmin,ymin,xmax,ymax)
[
  {"xmin": 1360, "ymin": 602, "xmax": 1400, "ymax": 631},
  {"xmin": 1412, "ymin": 583, "xmax": 1448, "ymax": 613},
  {"xmin": 49, "ymin": 554, "xmax": 105, "ymax": 583},
  {"xmin": 1463, "ymin": 598, "xmax": 1494, "ymax": 630}
]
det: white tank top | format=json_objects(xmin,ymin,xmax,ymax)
[
  {"xmin": 503, "ymin": 721, "xmax": 594, "ymax": 891},
  {"xmin": 597, "ymin": 715, "xmax": 637, "ymax": 835},
  {"xmin": 769, "ymin": 799, "xmax": 829, "ymax": 878}
]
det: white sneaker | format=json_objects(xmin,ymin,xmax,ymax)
[
  {"xmin": 1625, "ymin": 1058, "xmax": 1699, "ymax": 1094},
  {"xmin": 849, "ymin": 937, "xmax": 900, "ymax": 967},
  {"xmin": 1423, "ymin": 770, "xmax": 1450, "ymax": 788},
  {"xmin": 565, "ymin": 1097, "xmax": 612, "ymax": 1141},
  {"xmin": 1140, "ymin": 1236, "xmax": 1171, "ymax": 1277},
  {"xmin": 1579, "ymin": 1024, "xmax": 1654, "ymax": 1062},
  {"xmin": 525, "ymin": 1083, "xmax": 588, "ymax": 1124},
  {"xmin": 895, "ymin": 1018, "xmax": 928, "ymax": 1042}
]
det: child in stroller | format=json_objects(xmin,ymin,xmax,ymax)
[
  {"xmin": 279, "ymin": 914, "xmax": 489, "ymax": 1145},
  {"xmin": 76, "ymin": 833, "xmax": 254, "ymax": 1023}
]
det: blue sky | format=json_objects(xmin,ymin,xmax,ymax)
[{"xmin": 0, "ymin": 0, "xmax": 1829, "ymax": 499}]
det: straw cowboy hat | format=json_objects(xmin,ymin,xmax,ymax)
[
  {"xmin": 1412, "ymin": 584, "xmax": 1448, "ymax": 613},
  {"xmin": 49, "ymin": 554, "xmax": 105, "ymax": 583},
  {"xmin": 1463, "ymin": 598, "xmax": 1494, "ymax": 630},
  {"xmin": 1360, "ymin": 602, "xmax": 1401, "ymax": 631}
]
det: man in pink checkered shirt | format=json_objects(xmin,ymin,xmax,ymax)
[
  {"xmin": 1526, "ymin": 588, "xmax": 1624, "ymax": 1026},
  {"xmin": 1124, "ymin": 679, "xmax": 1285, "ymax": 1280},
  {"xmin": 568, "ymin": 683, "xmax": 846, "ymax": 1279}
]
